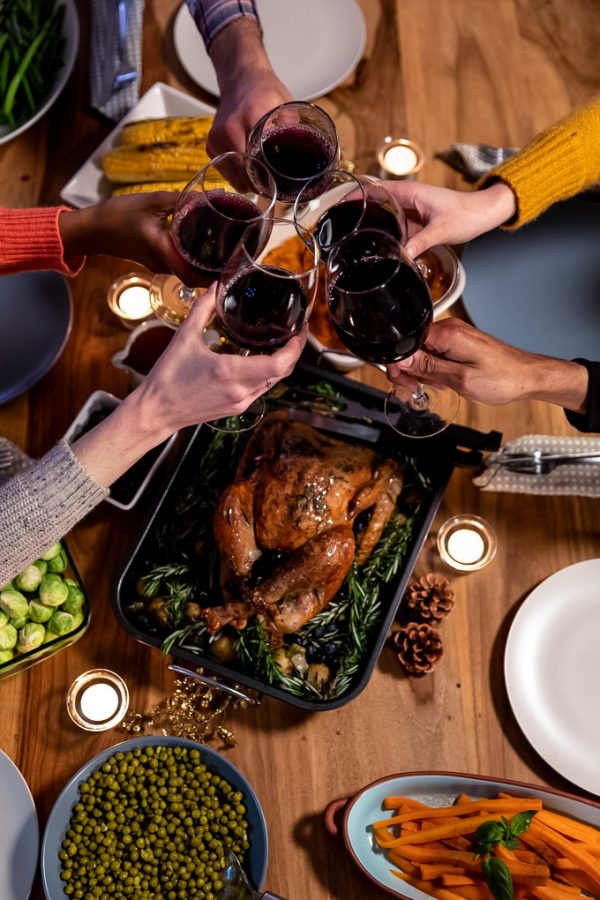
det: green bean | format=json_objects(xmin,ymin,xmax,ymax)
[{"xmin": 59, "ymin": 746, "xmax": 249, "ymax": 898}]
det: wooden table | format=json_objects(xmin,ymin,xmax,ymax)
[{"xmin": 1, "ymin": 1, "xmax": 599, "ymax": 897}]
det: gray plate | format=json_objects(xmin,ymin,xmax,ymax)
[
  {"xmin": 462, "ymin": 196, "xmax": 600, "ymax": 360},
  {"xmin": 0, "ymin": 749, "xmax": 39, "ymax": 900},
  {"xmin": 0, "ymin": 271, "xmax": 72, "ymax": 405},
  {"xmin": 40, "ymin": 735, "xmax": 268, "ymax": 899}
]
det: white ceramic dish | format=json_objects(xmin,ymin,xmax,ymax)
[
  {"xmin": 325, "ymin": 771, "xmax": 600, "ymax": 898},
  {"xmin": 60, "ymin": 82, "xmax": 215, "ymax": 208},
  {"xmin": 0, "ymin": 0, "xmax": 79, "ymax": 146},
  {"xmin": 0, "ymin": 749, "xmax": 39, "ymax": 900},
  {"xmin": 174, "ymin": 0, "xmax": 366, "ymax": 101},
  {"xmin": 505, "ymin": 558, "xmax": 600, "ymax": 796},
  {"xmin": 64, "ymin": 389, "xmax": 177, "ymax": 510}
]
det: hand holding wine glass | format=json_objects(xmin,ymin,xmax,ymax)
[
  {"xmin": 326, "ymin": 228, "xmax": 459, "ymax": 438},
  {"xmin": 150, "ymin": 151, "xmax": 277, "ymax": 328}
]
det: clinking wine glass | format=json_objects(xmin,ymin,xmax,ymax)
[
  {"xmin": 293, "ymin": 170, "xmax": 407, "ymax": 261},
  {"xmin": 149, "ymin": 151, "xmax": 277, "ymax": 328},
  {"xmin": 204, "ymin": 218, "xmax": 320, "ymax": 433},
  {"xmin": 326, "ymin": 228, "xmax": 459, "ymax": 438},
  {"xmin": 246, "ymin": 100, "xmax": 340, "ymax": 204}
]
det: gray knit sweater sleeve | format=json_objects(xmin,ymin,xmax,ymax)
[{"xmin": 0, "ymin": 439, "xmax": 108, "ymax": 584}]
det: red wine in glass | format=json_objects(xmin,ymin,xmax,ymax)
[
  {"xmin": 218, "ymin": 265, "xmax": 309, "ymax": 350},
  {"xmin": 261, "ymin": 125, "xmax": 337, "ymax": 201},
  {"xmin": 328, "ymin": 256, "xmax": 432, "ymax": 363},
  {"xmin": 173, "ymin": 191, "xmax": 265, "ymax": 274},
  {"xmin": 314, "ymin": 198, "xmax": 403, "ymax": 260}
]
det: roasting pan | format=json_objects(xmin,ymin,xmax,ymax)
[{"xmin": 113, "ymin": 365, "xmax": 501, "ymax": 710}]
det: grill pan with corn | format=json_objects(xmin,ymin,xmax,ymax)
[{"xmin": 101, "ymin": 115, "xmax": 228, "ymax": 195}]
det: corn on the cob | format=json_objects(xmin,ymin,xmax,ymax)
[
  {"xmin": 112, "ymin": 177, "xmax": 230, "ymax": 196},
  {"xmin": 120, "ymin": 116, "xmax": 213, "ymax": 146},
  {"xmin": 102, "ymin": 141, "xmax": 211, "ymax": 184}
]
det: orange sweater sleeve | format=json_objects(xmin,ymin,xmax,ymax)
[
  {"xmin": 0, "ymin": 206, "xmax": 85, "ymax": 275},
  {"xmin": 479, "ymin": 95, "xmax": 600, "ymax": 228}
]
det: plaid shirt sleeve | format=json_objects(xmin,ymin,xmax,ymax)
[{"xmin": 186, "ymin": 0, "xmax": 260, "ymax": 48}]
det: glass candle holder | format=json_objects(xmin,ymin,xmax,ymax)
[
  {"xmin": 66, "ymin": 669, "xmax": 129, "ymax": 732},
  {"xmin": 377, "ymin": 137, "xmax": 425, "ymax": 180},
  {"xmin": 107, "ymin": 273, "xmax": 154, "ymax": 328},
  {"xmin": 436, "ymin": 514, "xmax": 497, "ymax": 572}
]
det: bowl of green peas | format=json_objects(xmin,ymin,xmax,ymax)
[{"xmin": 40, "ymin": 736, "xmax": 268, "ymax": 899}]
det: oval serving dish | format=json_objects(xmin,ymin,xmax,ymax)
[{"xmin": 324, "ymin": 771, "xmax": 600, "ymax": 898}]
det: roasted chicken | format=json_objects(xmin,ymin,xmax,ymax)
[{"xmin": 202, "ymin": 412, "xmax": 403, "ymax": 634}]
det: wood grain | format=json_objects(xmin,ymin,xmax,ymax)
[{"xmin": 0, "ymin": 1, "xmax": 599, "ymax": 897}]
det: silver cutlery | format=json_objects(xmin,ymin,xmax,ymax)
[{"xmin": 498, "ymin": 451, "xmax": 600, "ymax": 476}]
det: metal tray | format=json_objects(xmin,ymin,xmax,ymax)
[{"xmin": 114, "ymin": 366, "xmax": 500, "ymax": 711}]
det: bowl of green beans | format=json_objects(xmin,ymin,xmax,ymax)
[
  {"xmin": 0, "ymin": 0, "xmax": 79, "ymax": 146},
  {"xmin": 40, "ymin": 736, "xmax": 269, "ymax": 899}
]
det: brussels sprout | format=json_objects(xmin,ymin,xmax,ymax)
[
  {"xmin": 47, "ymin": 610, "xmax": 74, "ymax": 636},
  {"xmin": 0, "ymin": 623, "xmax": 18, "ymax": 650},
  {"xmin": 62, "ymin": 583, "xmax": 84, "ymax": 616},
  {"xmin": 39, "ymin": 574, "xmax": 68, "ymax": 607},
  {"xmin": 41, "ymin": 542, "xmax": 62, "ymax": 561},
  {"xmin": 14, "ymin": 564, "xmax": 43, "ymax": 593},
  {"xmin": 70, "ymin": 611, "xmax": 84, "ymax": 631},
  {"xmin": 0, "ymin": 649, "xmax": 14, "ymax": 665},
  {"xmin": 9, "ymin": 615, "xmax": 28, "ymax": 630},
  {"xmin": 0, "ymin": 589, "xmax": 29, "ymax": 620},
  {"xmin": 28, "ymin": 600, "xmax": 53, "ymax": 624},
  {"xmin": 33, "ymin": 559, "xmax": 48, "ymax": 577},
  {"xmin": 47, "ymin": 550, "xmax": 68, "ymax": 574},
  {"xmin": 1, "ymin": 581, "xmax": 14, "ymax": 591},
  {"xmin": 0, "ymin": 610, "xmax": 8, "ymax": 627},
  {"xmin": 16, "ymin": 622, "xmax": 46, "ymax": 653}
]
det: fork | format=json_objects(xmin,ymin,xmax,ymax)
[
  {"xmin": 112, "ymin": 0, "xmax": 137, "ymax": 93},
  {"xmin": 500, "ymin": 451, "xmax": 600, "ymax": 476}
]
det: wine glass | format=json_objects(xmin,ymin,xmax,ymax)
[
  {"xmin": 326, "ymin": 228, "xmax": 459, "ymax": 438},
  {"xmin": 149, "ymin": 151, "xmax": 277, "ymax": 328},
  {"xmin": 294, "ymin": 170, "xmax": 407, "ymax": 261},
  {"xmin": 246, "ymin": 101, "xmax": 340, "ymax": 204},
  {"xmin": 204, "ymin": 218, "xmax": 320, "ymax": 433}
]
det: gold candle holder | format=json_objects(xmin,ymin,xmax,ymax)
[
  {"xmin": 436, "ymin": 514, "xmax": 497, "ymax": 573},
  {"xmin": 107, "ymin": 273, "xmax": 154, "ymax": 329},
  {"xmin": 67, "ymin": 669, "xmax": 129, "ymax": 732},
  {"xmin": 377, "ymin": 137, "xmax": 425, "ymax": 180}
]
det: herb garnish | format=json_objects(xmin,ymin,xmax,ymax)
[{"xmin": 474, "ymin": 811, "xmax": 537, "ymax": 900}]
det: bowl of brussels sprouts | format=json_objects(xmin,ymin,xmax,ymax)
[{"xmin": 0, "ymin": 540, "xmax": 90, "ymax": 679}]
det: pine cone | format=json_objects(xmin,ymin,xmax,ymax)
[
  {"xmin": 405, "ymin": 573, "xmax": 454, "ymax": 622},
  {"xmin": 393, "ymin": 622, "xmax": 443, "ymax": 675}
]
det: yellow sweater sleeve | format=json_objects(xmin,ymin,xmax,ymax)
[{"xmin": 479, "ymin": 95, "xmax": 600, "ymax": 228}]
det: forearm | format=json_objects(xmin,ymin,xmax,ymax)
[
  {"xmin": 71, "ymin": 387, "xmax": 171, "ymax": 488},
  {"xmin": 210, "ymin": 17, "xmax": 273, "ymax": 91},
  {"xmin": 520, "ymin": 354, "xmax": 588, "ymax": 414},
  {"xmin": 0, "ymin": 441, "xmax": 106, "ymax": 584},
  {"xmin": 479, "ymin": 96, "xmax": 600, "ymax": 228}
]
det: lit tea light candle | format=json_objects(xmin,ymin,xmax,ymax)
[
  {"xmin": 377, "ymin": 137, "xmax": 425, "ymax": 180},
  {"xmin": 436, "ymin": 515, "xmax": 497, "ymax": 573},
  {"xmin": 107, "ymin": 273, "xmax": 153, "ymax": 328},
  {"xmin": 67, "ymin": 669, "xmax": 129, "ymax": 732}
]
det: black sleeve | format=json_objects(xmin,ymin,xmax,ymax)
[{"xmin": 564, "ymin": 359, "xmax": 600, "ymax": 433}]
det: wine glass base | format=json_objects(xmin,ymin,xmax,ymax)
[
  {"xmin": 205, "ymin": 399, "xmax": 265, "ymax": 434},
  {"xmin": 149, "ymin": 274, "xmax": 205, "ymax": 328},
  {"xmin": 384, "ymin": 384, "xmax": 460, "ymax": 438}
]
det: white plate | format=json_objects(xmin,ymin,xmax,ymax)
[
  {"xmin": 60, "ymin": 82, "xmax": 215, "ymax": 208},
  {"xmin": 0, "ymin": 0, "xmax": 79, "ymax": 146},
  {"xmin": 174, "ymin": 0, "xmax": 366, "ymax": 101},
  {"xmin": 505, "ymin": 558, "xmax": 600, "ymax": 796},
  {"xmin": 334, "ymin": 771, "xmax": 600, "ymax": 898},
  {"xmin": 0, "ymin": 749, "xmax": 39, "ymax": 899}
]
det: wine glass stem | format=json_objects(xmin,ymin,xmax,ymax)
[
  {"xmin": 411, "ymin": 383, "xmax": 430, "ymax": 409},
  {"xmin": 178, "ymin": 285, "xmax": 196, "ymax": 302}
]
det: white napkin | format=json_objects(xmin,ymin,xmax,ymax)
[
  {"xmin": 474, "ymin": 434, "xmax": 600, "ymax": 497},
  {"xmin": 89, "ymin": 0, "xmax": 145, "ymax": 122}
]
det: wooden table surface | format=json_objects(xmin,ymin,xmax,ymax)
[{"xmin": 1, "ymin": 1, "xmax": 599, "ymax": 897}]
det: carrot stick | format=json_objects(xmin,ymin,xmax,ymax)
[
  {"xmin": 391, "ymin": 869, "xmax": 472, "ymax": 900},
  {"xmin": 529, "ymin": 821, "xmax": 600, "ymax": 892},
  {"xmin": 373, "ymin": 800, "xmax": 542, "ymax": 830},
  {"xmin": 514, "ymin": 851, "xmax": 539, "ymax": 864},
  {"xmin": 451, "ymin": 886, "xmax": 492, "ymax": 900},
  {"xmin": 387, "ymin": 844, "xmax": 482, "ymax": 872},
  {"xmin": 375, "ymin": 815, "xmax": 511, "ymax": 848},
  {"xmin": 531, "ymin": 886, "xmax": 583, "ymax": 900},
  {"xmin": 388, "ymin": 851, "xmax": 419, "ymax": 875},
  {"xmin": 383, "ymin": 796, "xmax": 429, "ymax": 810},
  {"xmin": 442, "ymin": 874, "xmax": 479, "ymax": 886},
  {"xmin": 420, "ymin": 864, "xmax": 468, "ymax": 880},
  {"xmin": 537, "ymin": 810, "xmax": 600, "ymax": 845},
  {"xmin": 519, "ymin": 831, "xmax": 559, "ymax": 866}
]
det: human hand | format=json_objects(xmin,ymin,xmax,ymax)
[
  {"xmin": 59, "ymin": 193, "xmax": 203, "ymax": 285},
  {"xmin": 384, "ymin": 180, "xmax": 517, "ymax": 258},
  {"xmin": 207, "ymin": 18, "xmax": 292, "ymax": 156},
  {"xmin": 387, "ymin": 318, "xmax": 588, "ymax": 411}
]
